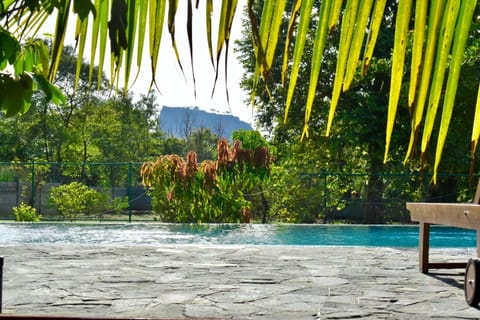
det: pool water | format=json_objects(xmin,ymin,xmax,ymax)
[{"xmin": 0, "ymin": 223, "xmax": 476, "ymax": 248}]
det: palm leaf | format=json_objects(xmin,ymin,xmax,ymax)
[
  {"xmin": 96, "ymin": 0, "xmax": 109, "ymax": 91},
  {"xmin": 384, "ymin": 0, "xmax": 412, "ymax": 162},
  {"xmin": 212, "ymin": 0, "xmax": 238, "ymax": 98},
  {"xmin": 265, "ymin": 0, "xmax": 286, "ymax": 71},
  {"xmin": 407, "ymin": 0, "xmax": 428, "ymax": 109},
  {"xmin": 122, "ymin": 0, "xmax": 138, "ymax": 94},
  {"xmin": 281, "ymin": 0, "xmax": 301, "ymax": 86},
  {"xmin": 302, "ymin": 0, "xmax": 333, "ymax": 140},
  {"xmin": 205, "ymin": 0, "xmax": 214, "ymax": 67},
  {"xmin": 326, "ymin": 0, "xmax": 359, "ymax": 135},
  {"xmin": 472, "ymin": 85, "xmax": 480, "ymax": 172},
  {"xmin": 328, "ymin": 0, "xmax": 344, "ymax": 32},
  {"xmin": 433, "ymin": 0, "xmax": 477, "ymax": 182},
  {"xmin": 88, "ymin": 0, "xmax": 102, "ymax": 85},
  {"xmin": 404, "ymin": 0, "xmax": 446, "ymax": 161},
  {"xmin": 74, "ymin": 16, "xmax": 88, "ymax": 91},
  {"xmin": 420, "ymin": 0, "xmax": 460, "ymax": 158},
  {"xmin": 284, "ymin": 0, "xmax": 314, "ymax": 123},
  {"xmin": 149, "ymin": 0, "xmax": 166, "ymax": 89},
  {"xmin": 48, "ymin": 0, "xmax": 72, "ymax": 82},
  {"xmin": 361, "ymin": 0, "xmax": 387, "ymax": 76},
  {"xmin": 343, "ymin": 0, "xmax": 374, "ymax": 91},
  {"xmin": 186, "ymin": 0, "xmax": 196, "ymax": 97}
]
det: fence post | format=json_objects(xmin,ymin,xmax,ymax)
[
  {"xmin": 1, "ymin": 256, "xmax": 3, "ymax": 313},
  {"xmin": 128, "ymin": 162, "xmax": 132, "ymax": 223},
  {"xmin": 31, "ymin": 161, "xmax": 35, "ymax": 208}
]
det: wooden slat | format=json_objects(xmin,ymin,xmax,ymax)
[
  {"xmin": 419, "ymin": 222, "xmax": 430, "ymax": 273},
  {"xmin": 427, "ymin": 262, "xmax": 467, "ymax": 269},
  {"xmin": 407, "ymin": 203, "xmax": 480, "ymax": 230}
]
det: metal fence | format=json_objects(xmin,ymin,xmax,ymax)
[
  {"xmin": 0, "ymin": 162, "xmax": 478, "ymax": 223},
  {"xmin": 0, "ymin": 162, "xmax": 149, "ymax": 222}
]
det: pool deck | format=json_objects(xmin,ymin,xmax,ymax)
[{"xmin": 1, "ymin": 245, "xmax": 480, "ymax": 319}]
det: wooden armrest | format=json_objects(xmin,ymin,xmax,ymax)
[{"xmin": 407, "ymin": 202, "xmax": 480, "ymax": 230}]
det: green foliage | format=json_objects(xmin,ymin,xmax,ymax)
[
  {"xmin": 142, "ymin": 136, "xmax": 272, "ymax": 223},
  {"xmin": 0, "ymin": 35, "xmax": 65, "ymax": 116},
  {"xmin": 13, "ymin": 202, "xmax": 42, "ymax": 222},
  {"xmin": 49, "ymin": 182, "xmax": 128, "ymax": 220}
]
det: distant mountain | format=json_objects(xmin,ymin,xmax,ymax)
[{"xmin": 159, "ymin": 106, "xmax": 253, "ymax": 139}]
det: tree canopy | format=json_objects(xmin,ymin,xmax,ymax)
[{"xmin": 1, "ymin": 0, "xmax": 479, "ymax": 179}]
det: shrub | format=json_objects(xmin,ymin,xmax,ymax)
[
  {"xmin": 13, "ymin": 203, "xmax": 42, "ymax": 222},
  {"xmin": 141, "ymin": 138, "xmax": 272, "ymax": 223},
  {"xmin": 49, "ymin": 182, "xmax": 128, "ymax": 220}
]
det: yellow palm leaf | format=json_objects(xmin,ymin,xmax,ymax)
[
  {"xmin": 433, "ymin": 0, "xmax": 477, "ymax": 183},
  {"xmin": 407, "ymin": 0, "xmax": 428, "ymax": 108},
  {"xmin": 326, "ymin": 0, "xmax": 359, "ymax": 135},
  {"xmin": 404, "ymin": 0, "xmax": 446, "ymax": 162},
  {"xmin": 361, "ymin": 0, "xmax": 387, "ymax": 76},
  {"xmin": 284, "ymin": 0, "xmax": 315, "ymax": 123},
  {"xmin": 302, "ymin": 0, "xmax": 333, "ymax": 140},
  {"xmin": 385, "ymin": 0, "xmax": 412, "ymax": 163},
  {"xmin": 281, "ymin": 0, "xmax": 301, "ymax": 87},
  {"xmin": 421, "ymin": 0, "xmax": 460, "ymax": 158},
  {"xmin": 472, "ymin": 85, "xmax": 480, "ymax": 160},
  {"xmin": 343, "ymin": 0, "xmax": 374, "ymax": 91}
]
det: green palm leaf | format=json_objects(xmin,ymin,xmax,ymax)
[
  {"xmin": 361, "ymin": 0, "xmax": 387, "ymax": 76},
  {"xmin": 281, "ymin": 0, "xmax": 301, "ymax": 86},
  {"xmin": 326, "ymin": 0, "xmax": 359, "ymax": 135},
  {"xmin": 302, "ymin": 0, "xmax": 332, "ymax": 140},
  {"xmin": 407, "ymin": 0, "xmax": 427, "ymax": 108},
  {"xmin": 433, "ymin": 0, "xmax": 477, "ymax": 182},
  {"xmin": 385, "ymin": 0, "xmax": 412, "ymax": 162},
  {"xmin": 284, "ymin": 0, "xmax": 314, "ymax": 123},
  {"xmin": 404, "ymin": 0, "xmax": 446, "ymax": 161},
  {"xmin": 421, "ymin": 0, "xmax": 460, "ymax": 158}
]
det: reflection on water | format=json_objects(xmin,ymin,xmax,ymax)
[{"xmin": 0, "ymin": 223, "xmax": 475, "ymax": 248}]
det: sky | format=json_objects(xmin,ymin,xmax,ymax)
[{"xmin": 43, "ymin": 0, "xmax": 253, "ymax": 125}]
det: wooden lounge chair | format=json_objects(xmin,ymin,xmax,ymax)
[{"xmin": 406, "ymin": 177, "xmax": 480, "ymax": 306}]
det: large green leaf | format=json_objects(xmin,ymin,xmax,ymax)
[
  {"xmin": 281, "ymin": 0, "xmax": 301, "ymax": 86},
  {"xmin": 408, "ymin": 0, "xmax": 428, "ymax": 108},
  {"xmin": 433, "ymin": 0, "xmax": 477, "ymax": 182},
  {"xmin": 0, "ymin": 72, "xmax": 33, "ymax": 116},
  {"xmin": 361, "ymin": 0, "xmax": 387, "ymax": 75},
  {"xmin": 302, "ymin": 0, "xmax": 332, "ymax": 140},
  {"xmin": 343, "ymin": 0, "xmax": 374, "ymax": 91},
  {"xmin": 404, "ymin": 0, "xmax": 446, "ymax": 161},
  {"xmin": 384, "ymin": 0, "xmax": 412, "ymax": 162},
  {"xmin": 48, "ymin": 0, "xmax": 72, "ymax": 82},
  {"xmin": 326, "ymin": 0, "xmax": 359, "ymax": 135},
  {"xmin": 149, "ymin": 0, "xmax": 166, "ymax": 89},
  {"xmin": 284, "ymin": 0, "xmax": 315, "ymax": 123},
  {"xmin": 420, "ymin": 0, "xmax": 460, "ymax": 158}
]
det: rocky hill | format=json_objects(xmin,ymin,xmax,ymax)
[{"xmin": 159, "ymin": 106, "xmax": 253, "ymax": 139}]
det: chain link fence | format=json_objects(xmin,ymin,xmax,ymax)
[{"xmin": 0, "ymin": 162, "xmax": 478, "ymax": 223}]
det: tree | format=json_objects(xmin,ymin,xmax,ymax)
[{"xmin": 1, "ymin": 0, "xmax": 479, "ymax": 178}]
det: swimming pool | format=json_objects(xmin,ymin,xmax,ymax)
[{"xmin": 0, "ymin": 223, "xmax": 475, "ymax": 248}]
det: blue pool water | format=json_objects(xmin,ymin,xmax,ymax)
[{"xmin": 0, "ymin": 223, "xmax": 476, "ymax": 248}]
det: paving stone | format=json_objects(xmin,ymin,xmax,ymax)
[{"xmin": 2, "ymin": 245, "xmax": 480, "ymax": 319}]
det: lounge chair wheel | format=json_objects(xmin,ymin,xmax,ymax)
[{"xmin": 465, "ymin": 258, "xmax": 480, "ymax": 306}]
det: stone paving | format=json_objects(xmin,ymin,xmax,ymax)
[{"xmin": 1, "ymin": 245, "xmax": 480, "ymax": 319}]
